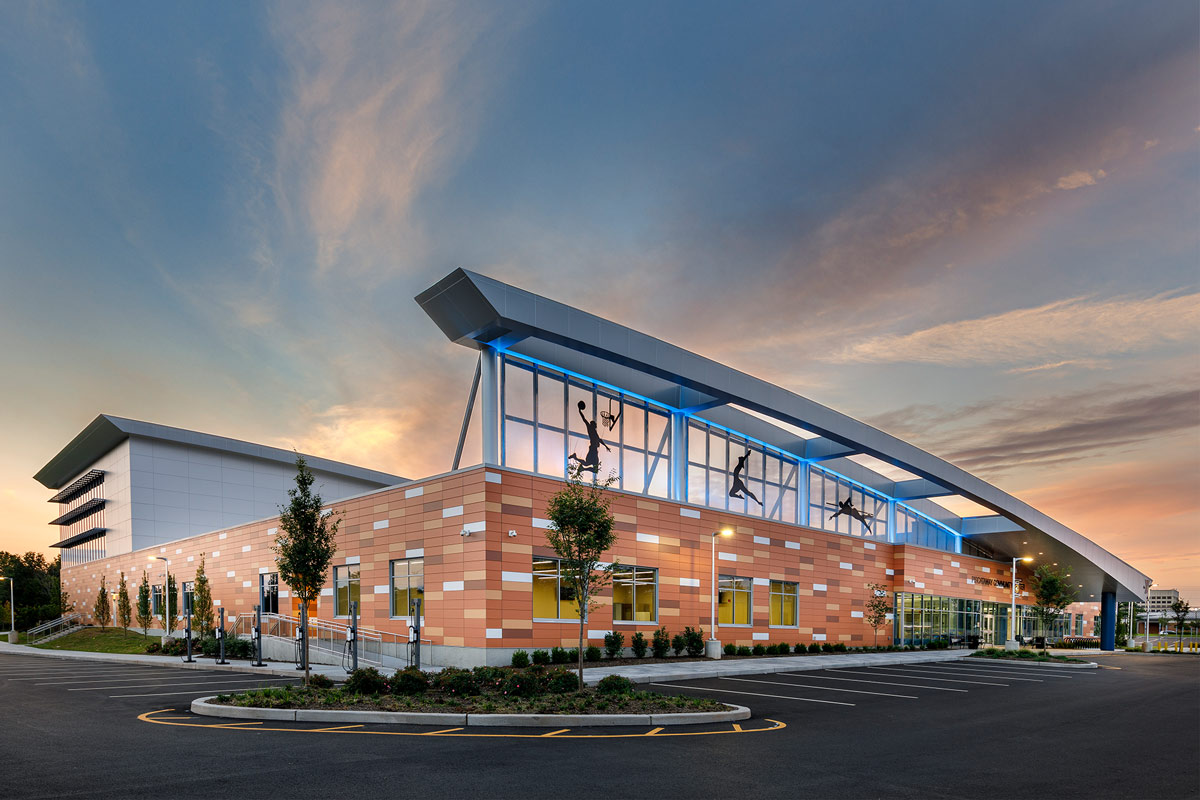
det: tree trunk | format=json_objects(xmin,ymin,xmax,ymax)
[
  {"xmin": 577, "ymin": 606, "xmax": 585, "ymax": 691},
  {"xmin": 302, "ymin": 603, "xmax": 311, "ymax": 686}
]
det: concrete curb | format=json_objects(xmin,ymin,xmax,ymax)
[
  {"xmin": 190, "ymin": 696, "xmax": 750, "ymax": 727},
  {"xmin": 0, "ymin": 640, "xmax": 336, "ymax": 679},
  {"xmin": 966, "ymin": 656, "xmax": 1099, "ymax": 669}
]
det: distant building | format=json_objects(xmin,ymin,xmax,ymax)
[{"xmin": 1148, "ymin": 588, "xmax": 1181, "ymax": 612}]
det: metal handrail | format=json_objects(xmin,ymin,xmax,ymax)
[
  {"xmin": 28, "ymin": 613, "xmax": 82, "ymax": 644},
  {"xmin": 227, "ymin": 612, "xmax": 420, "ymax": 669}
]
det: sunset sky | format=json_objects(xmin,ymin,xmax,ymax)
[{"xmin": 0, "ymin": 1, "xmax": 1196, "ymax": 600}]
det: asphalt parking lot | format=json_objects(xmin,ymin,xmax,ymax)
[{"xmin": 1, "ymin": 651, "xmax": 1196, "ymax": 799}]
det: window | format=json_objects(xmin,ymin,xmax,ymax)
[
  {"xmin": 260, "ymin": 573, "xmax": 278, "ymax": 615},
  {"xmin": 532, "ymin": 558, "xmax": 581, "ymax": 620},
  {"xmin": 182, "ymin": 581, "xmax": 194, "ymax": 616},
  {"xmin": 686, "ymin": 421, "xmax": 800, "ymax": 523},
  {"xmin": 390, "ymin": 558, "xmax": 425, "ymax": 618},
  {"xmin": 151, "ymin": 585, "xmax": 163, "ymax": 616},
  {"xmin": 769, "ymin": 580, "xmax": 798, "ymax": 627},
  {"xmin": 612, "ymin": 566, "xmax": 657, "ymax": 623},
  {"xmin": 333, "ymin": 565, "xmax": 360, "ymax": 617},
  {"xmin": 718, "ymin": 575, "xmax": 752, "ymax": 625}
]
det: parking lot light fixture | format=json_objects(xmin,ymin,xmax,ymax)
[
  {"xmin": 708, "ymin": 528, "xmax": 734, "ymax": 658},
  {"xmin": 150, "ymin": 556, "xmax": 169, "ymax": 644}
]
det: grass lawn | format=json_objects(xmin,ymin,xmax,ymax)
[{"xmin": 33, "ymin": 627, "xmax": 157, "ymax": 654}]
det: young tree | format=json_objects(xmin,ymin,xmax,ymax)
[
  {"xmin": 116, "ymin": 572, "xmax": 132, "ymax": 636},
  {"xmin": 544, "ymin": 464, "xmax": 618, "ymax": 689},
  {"xmin": 136, "ymin": 571, "xmax": 152, "ymax": 636},
  {"xmin": 192, "ymin": 554, "xmax": 215, "ymax": 637},
  {"xmin": 1169, "ymin": 599, "xmax": 1191, "ymax": 651},
  {"xmin": 60, "ymin": 588, "xmax": 74, "ymax": 615},
  {"xmin": 165, "ymin": 573, "xmax": 179, "ymax": 635},
  {"xmin": 273, "ymin": 455, "xmax": 341, "ymax": 685},
  {"xmin": 864, "ymin": 583, "xmax": 890, "ymax": 647},
  {"xmin": 93, "ymin": 576, "xmax": 111, "ymax": 630},
  {"xmin": 1029, "ymin": 564, "xmax": 1078, "ymax": 653}
]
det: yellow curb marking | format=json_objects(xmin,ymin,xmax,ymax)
[
  {"xmin": 310, "ymin": 725, "xmax": 365, "ymax": 732},
  {"xmin": 540, "ymin": 728, "xmax": 570, "ymax": 737},
  {"xmin": 138, "ymin": 710, "xmax": 787, "ymax": 740}
]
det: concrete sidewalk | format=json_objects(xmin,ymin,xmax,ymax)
[{"xmin": 581, "ymin": 648, "xmax": 974, "ymax": 685}]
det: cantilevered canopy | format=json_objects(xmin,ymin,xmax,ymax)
[{"xmin": 417, "ymin": 268, "xmax": 1150, "ymax": 602}]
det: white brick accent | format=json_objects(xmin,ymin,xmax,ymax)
[
  {"xmin": 914, "ymin": 581, "xmax": 925, "ymax": 589},
  {"xmin": 218, "ymin": 534, "xmax": 227, "ymax": 540},
  {"xmin": 784, "ymin": 541, "xmax": 801, "ymax": 550},
  {"xmin": 442, "ymin": 505, "xmax": 463, "ymax": 518},
  {"xmin": 967, "ymin": 578, "xmax": 976, "ymax": 585},
  {"xmin": 813, "ymin": 583, "xmax": 827, "ymax": 591},
  {"xmin": 839, "ymin": 562, "xmax": 853, "ymax": 570},
  {"xmin": 242, "ymin": 581, "xmax": 252, "ymax": 588},
  {"xmin": 502, "ymin": 571, "xmax": 532, "ymax": 583},
  {"xmin": 443, "ymin": 581, "xmax": 464, "ymax": 592},
  {"xmin": 373, "ymin": 585, "xmax": 389, "ymax": 594},
  {"xmin": 885, "ymin": 613, "xmax": 894, "ymax": 620},
  {"xmin": 211, "ymin": 551, "xmax": 220, "ymax": 557},
  {"xmin": 885, "ymin": 569, "xmax": 895, "ymax": 576},
  {"xmin": 636, "ymin": 532, "xmax": 659, "ymax": 544},
  {"xmin": 320, "ymin": 588, "xmax": 334, "ymax": 597},
  {"xmin": 259, "ymin": 567, "xmax": 268, "ymax": 574},
  {"xmin": 933, "ymin": 568, "xmax": 943, "ymax": 575},
  {"xmin": 484, "ymin": 472, "xmax": 502, "ymax": 484},
  {"xmin": 532, "ymin": 518, "xmax": 552, "ymax": 529},
  {"xmin": 951, "ymin": 561, "xmax": 960, "ymax": 567},
  {"xmin": 851, "ymin": 611, "xmax": 864, "ymax": 618},
  {"xmin": 186, "ymin": 556, "xmax": 194, "ymax": 562},
  {"xmin": 864, "ymin": 542, "xmax": 876, "ymax": 550},
  {"xmin": 373, "ymin": 520, "xmax": 389, "ymax": 530},
  {"xmin": 278, "ymin": 590, "xmax": 289, "ymax": 599},
  {"xmin": 813, "ymin": 634, "xmax": 827, "ymax": 641},
  {"xmin": 405, "ymin": 548, "xmax": 424, "ymax": 559},
  {"xmin": 753, "ymin": 577, "xmax": 770, "ymax": 586},
  {"xmin": 405, "ymin": 486, "xmax": 424, "ymax": 499},
  {"xmin": 346, "ymin": 556, "xmax": 361, "ymax": 565},
  {"xmin": 486, "ymin": 628, "xmax": 503, "ymax": 639},
  {"xmin": 267, "ymin": 528, "xmax": 276, "ymax": 535},
  {"xmin": 242, "ymin": 545, "xmax": 251, "ymax": 552},
  {"xmin": 718, "ymin": 552, "xmax": 737, "ymax": 562},
  {"xmin": 753, "ymin": 535, "xmax": 770, "ymax": 545},
  {"xmin": 753, "ymin": 632, "xmax": 769, "ymax": 640},
  {"xmin": 226, "ymin": 571, "xmax": 235, "ymax": 578},
  {"xmin": 462, "ymin": 520, "xmax": 486, "ymax": 534},
  {"xmin": 680, "ymin": 577, "xmax": 700, "ymax": 587},
  {"xmin": 680, "ymin": 508, "xmax": 701, "ymax": 519},
  {"xmin": 982, "ymin": 566, "xmax": 991, "ymax": 573}
]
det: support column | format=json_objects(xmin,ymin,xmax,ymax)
[
  {"xmin": 797, "ymin": 462, "xmax": 810, "ymax": 526},
  {"xmin": 670, "ymin": 411, "xmax": 687, "ymax": 503},
  {"xmin": 1100, "ymin": 591, "xmax": 1117, "ymax": 651},
  {"xmin": 480, "ymin": 345, "xmax": 500, "ymax": 466}
]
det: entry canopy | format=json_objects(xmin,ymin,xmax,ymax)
[{"xmin": 417, "ymin": 269, "xmax": 1151, "ymax": 603}]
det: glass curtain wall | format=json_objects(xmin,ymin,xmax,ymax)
[
  {"xmin": 894, "ymin": 505, "xmax": 960, "ymax": 553},
  {"xmin": 897, "ymin": 594, "xmax": 1073, "ymax": 646},
  {"xmin": 501, "ymin": 355, "xmax": 671, "ymax": 498},
  {"xmin": 686, "ymin": 420, "xmax": 800, "ymax": 523},
  {"xmin": 807, "ymin": 465, "xmax": 889, "ymax": 540}
]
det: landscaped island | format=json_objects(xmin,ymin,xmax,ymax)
[
  {"xmin": 213, "ymin": 666, "xmax": 728, "ymax": 716},
  {"xmin": 970, "ymin": 647, "xmax": 1089, "ymax": 664}
]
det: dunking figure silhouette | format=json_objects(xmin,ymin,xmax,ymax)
[
  {"xmin": 568, "ymin": 400, "xmax": 611, "ymax": 475},
  {"xmin": 728, "ymin": 449, "xmax": 761, "ymax": 506}
]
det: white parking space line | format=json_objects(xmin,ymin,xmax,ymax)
[
  {"xmin": 8, "ymin": 671, "xmax": 189, "ymax": 682},
  {"xmin": 67, "ymin": 677, "xmax": 294, "ymax": 691},
  {"xmin": 783, "ymin": 672, "xmax": 968, "ymax": 692},
  {"xmin": 889, "ymin": 666, "xmax": 1044, "ymax": 682},
  {"xmin": 650, "ymin": 682, "xmax": 855, "ymax": 707},
  {"xmin": 36, "ymin": 673, "xmax": 238, "ymax": 686},
  {"xmin": 721, "ymin": 676, "xmax": 917, "ymax": 699},
  {"xmin": 110, "ymin": 685, "xmax": 297, "ymax": 698},
  {"xmin": 944, "ymin": 663, "xmax": 1080, "ymax": 678},
  {"xmin": 932, "ymin": 665, "xmax": 1074, "ymax": 680},
  {"xmin": 0, "ymin": 668, "xmax": 174, "ymax": 677},
  {"xmin": 837, "ymin": 668, "xmax": 1008, "ymax": 687}
]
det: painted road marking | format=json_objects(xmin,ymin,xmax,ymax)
[
  {"xmin": 36, "ymin": 672, "xmax": 251, "ymax": 685},
  {"xmin": 68, "ymin": 677, "xmax": 302, "ymax": 691},
  {"xmin": 541, "ymin": 729, "xmax": 570, "ymax": 737},
  {"xmin": 650, "ymin": 682, "xmax": 855, "ymax": 707},
  {"xmin": 782, "ymin": 673, "xmax": 968, "ymax": 692},
  {"xmin": 720, "ymin": 676, "xmax": 918, "ymax": 699},
  {"xmin": 942, "ymin": 663, "xmax": 1078, "ymax": 679},
  {"xmin": 309, "ymin": 725, "xmax": 365, "ymax": 732},
  {"xmin": 836, "ymin": 669, "xmax": 1008, "ymax": 687},
  {"xmin": 894, "ymin": 666, "xmax": 1044, "ymax": 682},
  {"xmin": 138, "ymin": 709, "xmax": 788, "ymax": 740},
  {"xmin": 111, "ymin": 686, "xmax": 295, "ymax": 698},
  {"xmin": 6, "ymin": 670, "xmax": 183, "ymax": 680}
]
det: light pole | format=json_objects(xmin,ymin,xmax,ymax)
[
  {"xmin": 0, "ymin": 576, "xmax": 14, "ymax": 643},
  {"xmin": 1007, "ymin": 555, "xmax": 1033, "ymax": 650},
  {"xmin": 150, "ymin": 556, "xmax": 169, "ymax": 644},
  {"xmin": 706, "ymin": 528, "xmax": 733, "ymax": 659},
  {"xmin": 1144, "ymin": 583, "xmax": 1156, "ymax": 652}
]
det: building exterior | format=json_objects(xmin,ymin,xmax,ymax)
[
  {"xmin": 44, "ymin": 270, "xmax": 1150, "ymax": 663},
  {"xmin": 1148, "ymin": 588, "xmax": 1180, "ymax": 613}
]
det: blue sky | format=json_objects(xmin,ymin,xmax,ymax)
[{"xmin": 1, "ymin": 1, "xmax": 1196, "ymax": 597}]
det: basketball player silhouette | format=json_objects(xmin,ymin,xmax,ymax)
[
  {"xmin": 568, "ymin": 400, "xmax": 610, "ymax": 475},
  {"xmin": 729, "ymin": 449, "xmax": 761, "ymax": 506}
]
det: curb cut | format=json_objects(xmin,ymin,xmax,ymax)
[{"xmin": 189, "ymin": 696, "xmax": 751, "ymax": 727}]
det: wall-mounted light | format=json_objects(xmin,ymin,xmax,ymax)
[
  {"xmin": 507, "ymin": 530, "xmax": 518, "ymax": 538},
  {"xmin": 460, "ymin": 527, "xmax": 472, "ymax": 537}
]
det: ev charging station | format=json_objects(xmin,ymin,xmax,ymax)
[
  {"xmin": 215, "ymin": 607, "xmax": 228, "ymax": 664},
  {"xmin": 342, "ymin": 600, "xmax": 359, "ymax": 673},
  {"xmin": 409, "ymin": 597, "xmax": 422, "ymax": 670},
  {"xmin": 181, "ymin": 592, "xmax": 195, "ymax": 663},
  {"xmin": 251, "ymin": 603, "xmax": 264, "ymax": 667}
]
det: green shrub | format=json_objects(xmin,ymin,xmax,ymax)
[
  {"xmin": 631, "ymin": 632, "xmax": 648, "ymax": 659},
  {"xmin": 737, "ymin": 645, "xmax": 752, "ymax": 656},
  {"xmin": 724, "ymin": 643, "xmax": 737, "ymax": 655},
  {"xmin": 511, "ymin": 650, "xmax": 530, "ymax": 668},
  {"xmin": 307, "ymin": 673, "xmax": 334, "ymax": 690},
  {"xmin": 1017, "ymin": 649, "xmax": 1036, "ymax": 659},
  {"xmin": 391, "ymin": 667, "xmax": 429, "ymax": 695},
  {"xmin": 550, "ymin": 646, "xmax": 570, "ymax": 664},
  {"xmin": 501, "ymin": 670, "xmax": 543, "ymax": 698},
  {"xmin": 683, "ymin": 626, "xmax": 706, "ymax": 657},
  {"xmin": 472, "ymin": 665, "xmax": 506, "ymax": 690},
  {"xmin": 651, "ymin": 627, "xmax": 671, "ymax": 658},
  {"xmin": 794, "ymin": 643, "xmax": 806, "ymax": 654},
  {"xmin": 546, "ymin": 668, "xmax": 579, "ymax": 694},
  {"xmin": 821, "ymin": 642, "xmax": 834, "ymax": 653},
  {"xmin": 566, "ymin": 648, "xmax": 580, "ymax": 663},
  {"xmin": 808, "ymin": 642, "xmax": 822, "ymax": 654},
  {"xmin": 752, "ymin": 644, "xmax": 766, "ymax": 656},
  {"xmin": 596, "ymin": 675, "xmax": 635, "ymax": 695},
  {"xmin": 434, "ymin": 667, "xmax": 480, "ymax": 696},
  {"xmin": 532, "ymin": 649, "xmax": 551, "ymax": 665},
  {"xmin": 584, "ymin": 645, "xmax": 602, "ymax": 662},
  {"xmin": 671, "ymin": 633, "xmax": 686, "ymax": 656},
  {"xmin": 344, "ymin": 667, "xmax": 388, "ymax": 695},
  {"xmin": 604, "ymin": 631, "xmax": 625, "ymax": 660},
  {"xmin": 834, "ymin": 642, "xmax": 848, "ymax": 653},
  {"xmin": 776, "ymin": 643, "xmax": 792, "ymax": 655}
]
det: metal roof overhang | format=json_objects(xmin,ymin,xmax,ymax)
[
  {"xmin": 416, "ymin": 268, "xmax": 1151, "ymax": 602},
  {"xmin": 49, "ymin": 527, "xmax": 107, "ymax": 549}
]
